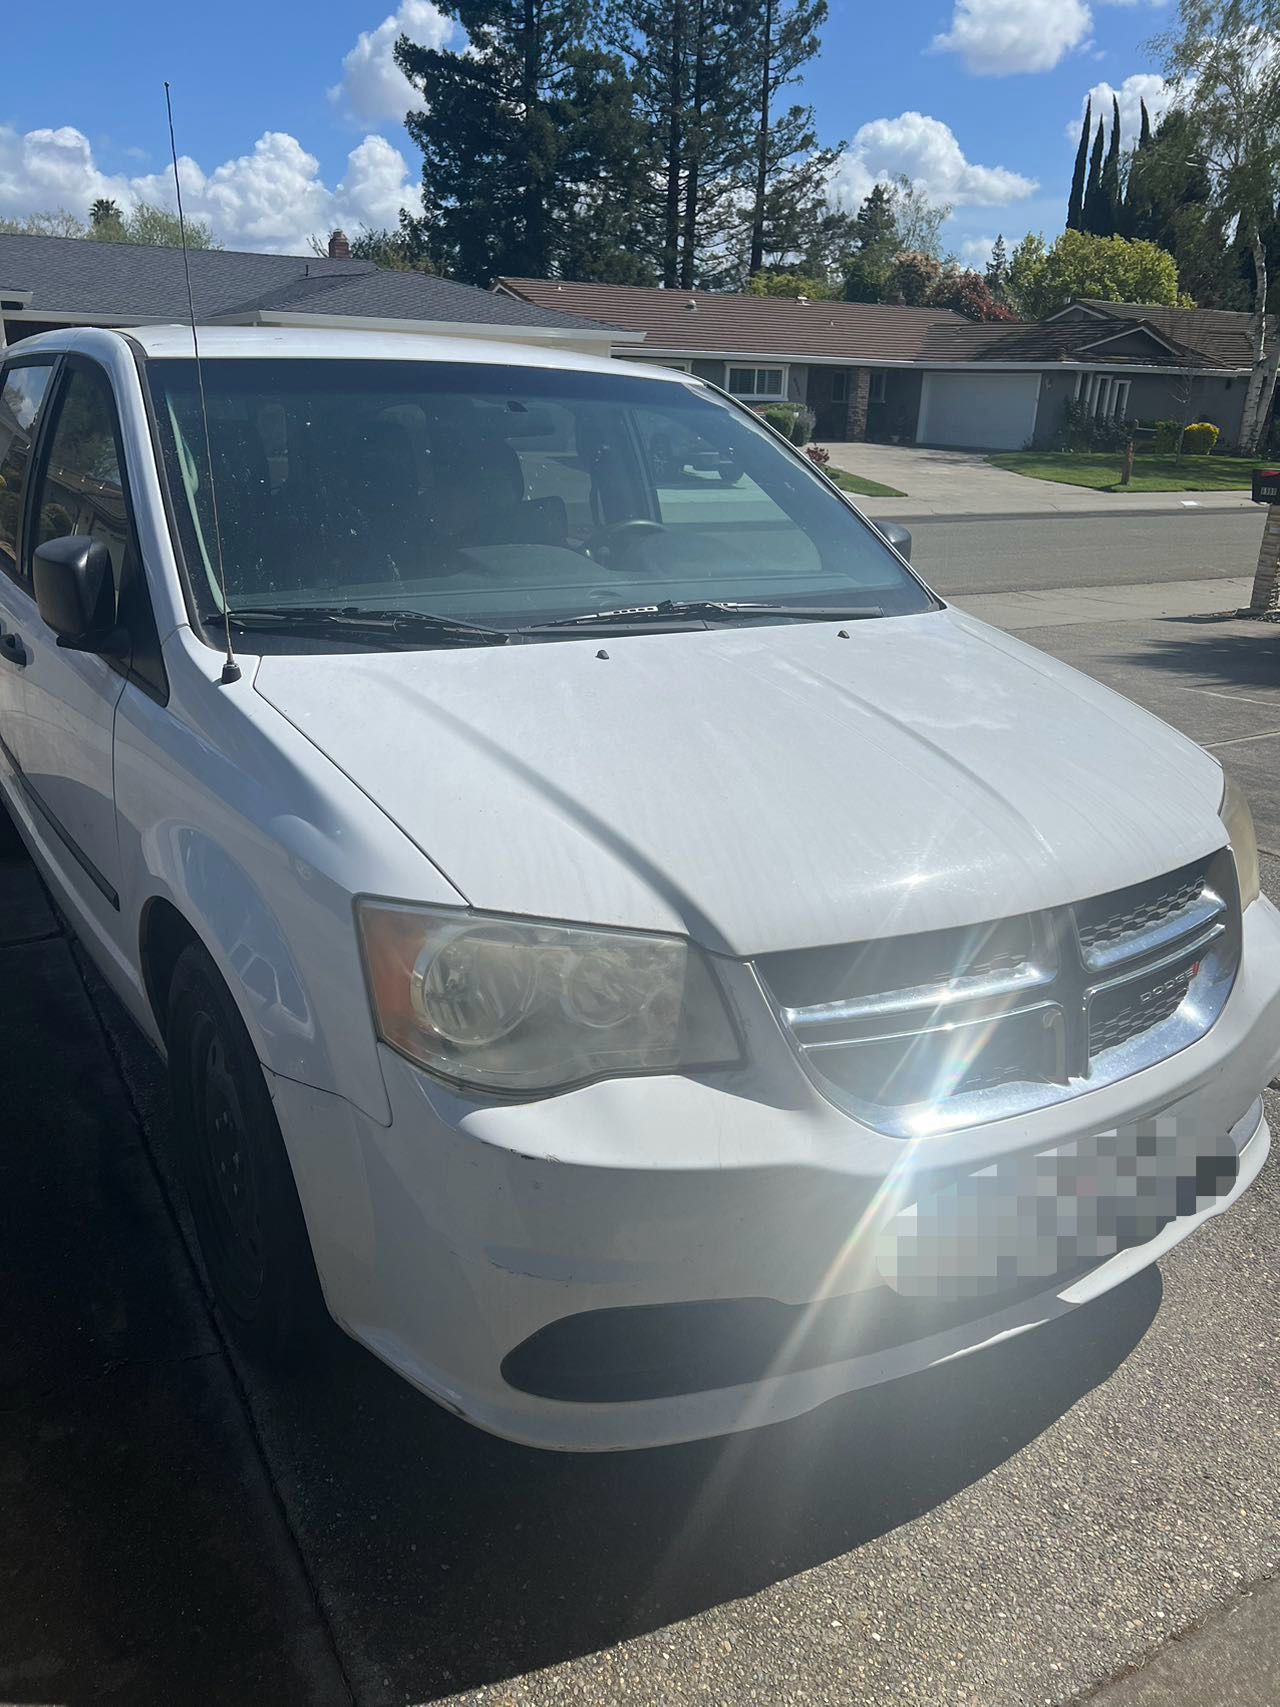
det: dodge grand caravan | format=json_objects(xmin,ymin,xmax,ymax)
[{"xmin": 0, "ymin": 325, "xmax": 1275, "ymax": 1451}]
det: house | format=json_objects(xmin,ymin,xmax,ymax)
[
  {"xmin": 497, "ymin": 277, "xmax": 1263, "ymax": 451},
  {"xmin": 0, "ymin": 230, "xmax": 627, "ymax": 357}
]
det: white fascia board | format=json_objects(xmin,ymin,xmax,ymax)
[{"xmin": 246, "ymin": 308, "xmax": 632, "ymax": 346}]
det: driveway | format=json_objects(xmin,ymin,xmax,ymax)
[
  {"xmin": 819, "ymin": 441, "xmax": 1258, "ymax": 521},
  {"xmin": 1, "ymin": 574, "xmax": 1278, "ymax": 1707}
]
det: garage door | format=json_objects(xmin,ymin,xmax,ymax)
[{"xmin": 918, "ymin": 372, "xmax": 1041, "ymax": 451}]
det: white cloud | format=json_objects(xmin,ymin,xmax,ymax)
[
  {"xmin": 328, "ymin": 0, "xmax": 455, "ymax": 123},
  {"xmin": 960, "ymin": 235, "xmax": 997, "ymax": 264},
  {"xmin": 932, "ymin": 0, "xmax": 1093, "ymax": 75},
  {"xmin": 0, "ymin": 124, "xmax": 424, "ymax": 254},
  {"xmin": 1064, "ymin": 74, "xmax": 1172, "ymax": 143},
  {"xmin": 829, "ymin": 112, "xmax": 1038, "ymax": 210}
]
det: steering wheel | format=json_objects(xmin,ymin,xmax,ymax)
[{"xmin": 589, "ymin": 518, "xmax": 669, "ymax": 569}]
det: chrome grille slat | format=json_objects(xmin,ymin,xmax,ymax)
[{"xmin": 756, "ymin": 850, "xmax": 1241, "ymax": 1138}]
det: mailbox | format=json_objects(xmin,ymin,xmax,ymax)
[{"xmin": 1252, "ymin": 467, "xmax": 1280, "ymax": 503}]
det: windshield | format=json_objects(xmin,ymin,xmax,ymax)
[{"xmin": 146, "ymin": 357, "xmax": 934, "ymax": 644}]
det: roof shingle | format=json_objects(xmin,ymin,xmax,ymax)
[
  {"xmin": 0, "ymin": 233, "xmax": 609, "ymax": 334},
  {"xmin": 498, "ymin": 277, "xmax": 969, "ymax": 361}
]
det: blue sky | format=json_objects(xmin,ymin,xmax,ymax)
[{"xmin": 4, "ymin": 0, "xmax": 1174, "ymax": 263}]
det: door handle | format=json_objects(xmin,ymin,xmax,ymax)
[{"xmin": 0, "ymin": 630, "xmax": 27, "ymax": 668}]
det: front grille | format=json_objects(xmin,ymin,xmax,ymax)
[
  {"xmin": 756, "ymin": 849, "xmax": 1240, "ymax": 1137},
  {"xmin": 1089, "ymin": 958, "xmax": 1198, "ymax": 1056}
]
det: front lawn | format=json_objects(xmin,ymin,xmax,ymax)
[
  {"xmin": 825, "ymin": 467, "xmax": 908, "ymax": 498},
  {"xmin": 987, "ymin": 451, "xmax": 1257, "ymax": 493}
]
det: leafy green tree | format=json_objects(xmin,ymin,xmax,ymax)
[
  {"xmin": 1005, "ymin": 232, "xmax": 1047, "ymax": 318},
  {"xmin": 0, "ymin": 209, "xmax": 88, "ymax": 237},
  {"xmin": 985, "ymin": 233, "xmax": 1010, "ymax": 303},
  {"xmin": 1081, "ymin": 118, "xmax": 1106, "ymax": 234},
  {"xmin": 1154, "ymin": 0, "xmax": 1280, "ymax": 452},
  {"xmin": 310, "ymin": 220, "xmax": 437, "ymax": 272},
  {"xmin": 1004, "ymin": 228, "xmax": 1184, "ymax": 318},
  {"xmin": 889, "ymin": 249, "xmax": 942, "ymax": 305},
  {"xmin": 397, "ymin": 1, "xmax": 651, "ymax": 285},
  {"xmin": 110, "ymin": 201, "xmax": 220, "ymax": 249},
  {"xmin": 888, "ymin": 175, "xmax": 950, "ymax": 258},
  {"xmin": 747, "ymin": 269, "xmax": 835, "ymax": 297},
  {"xmin": 1067, "ymin": 99, "xmax": 1091, "ymax": 231},
  {"xmin": 842, "ymin": 252, "xmax": 887, "ymax": 302}
]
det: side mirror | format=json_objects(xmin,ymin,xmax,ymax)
[
  {"xmin": 33, "ymin": 536, "xmax": 127, "ymax": 656},
  {"xmin": 875, "ymin": 521, "xmax": 912, "ymax": 562}
]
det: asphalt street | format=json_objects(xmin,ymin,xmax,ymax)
[
  {"xmin": 907, "ymin": 508, "xmax": 1262, "ymax": 598},
  {"xmin": 1, "ymin": 518, "xmax": 1278, "ymax": 1707}
]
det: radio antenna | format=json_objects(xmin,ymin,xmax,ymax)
[{"xmin": 164, "ymin": 81, "xmax": 240, "ymax": 685}]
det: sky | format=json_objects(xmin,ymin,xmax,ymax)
[{"xmin": 3, "ymin": 0, "xmax": 1178, "ymax": 267}]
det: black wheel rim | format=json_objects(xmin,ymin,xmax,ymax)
[{"xmin": 188, "ymin": 1008, "xmax": 264, "ymax": 1319}]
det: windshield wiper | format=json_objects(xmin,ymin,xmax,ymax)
[
  {"xmin": 523, "ymin": 599, "xmax": 884, "ymax": 633},
  {"xmin": 218, "ymin": 603, "xmax": 510, "ymax": 647}
]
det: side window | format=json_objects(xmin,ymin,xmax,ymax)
[
  {"xmin": 35, "ymin": 365, "xmax": 130, "ymax": 592},
  {"xmin": 0, "ymin": 363, "xmax": 55, "ymax": 585}
]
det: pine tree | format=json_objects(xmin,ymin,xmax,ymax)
[
  {"xmin": 841, "ymin": 182, "xmax": 898, "ymax": 301},
  {"xmin": 1097, "ymin": 96, "xmax": 1122, "ymax": 239},
  {"xmin": 397, "ymin": 0, "xmax": 651, "ymax": 285},
  {"xmin": 985, "ymin": 233, "xmax": 1009, "ymax": 302},
  {"xmin": 1081, "ymin": 117, "xmax": 1106, "ymax": 235},
  {"xmin": 1121, "ymin": 99, "xmax": 1154, "ymax": 240},
  {"xmin": 743, "ymin": 0, "xmax": 828, "ymax": 278},
  {"xmin": 1067, "ymin": 99, "xmax": 1091, "ymax": 230}
]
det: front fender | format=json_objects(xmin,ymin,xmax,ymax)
[{"xmin": 114, "ymin": 631, "xmax": 466, "ymax": 1125}]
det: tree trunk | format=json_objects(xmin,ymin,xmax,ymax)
[
  {"xmin": 1248, "ymin": 500, "xmax": 1280, "ymax": 616},
  {"xmin": 1238, "ymin": 229, "xmax": 1276, "ymax": 456},
  {"xmin": 678, "ymin": 0, "xmax": 707, "ymax": 290},
  {"xmin": 520, "ymin": 0, "xmax": 545, "ymax": 274},
  {"xmin": 661, "ymin": 0, "xmax": 685, "ymax": 288},
  {"xmin": 747, "ymin": 0, "xmax": 773, "ymax": 278}
]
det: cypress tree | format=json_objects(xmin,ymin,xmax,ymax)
[
  {"xmin": 1122, "ymin": 98, "xmax": 1154, "ymax": 241},
  {"xmin": 1098, "ymin": 96, "xmax": 1122, "ymax": 239},
  {"xmin": 1067, "ymin": 98, "xmax": 1091, "ymax": 230},
  {"xmin": 1081, "ymin": 118, "xmax": 1106, "ymax": 235}
]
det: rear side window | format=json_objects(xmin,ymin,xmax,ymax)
[{"xmin": 0, "ymin": 363, "xmax": 55, "ymax": 584}]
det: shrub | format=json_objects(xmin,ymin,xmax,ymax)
[
  {"xmin": 1056, "ymin": 398, "xmax": 1136, "ymax": 452},
  {"xmin": 1152, "ymin": 418, "xmax": 1184, "ymax": 453},
  {"xmin": 791, "ymin": 405, "xmax": 816, "ymax": 445},
  {"xmin": 1181, "ymin": 421, "xmax": 1220, "ymax": 456},
  {"xmin": 759, "ymin": 403, "xmax": 798, "ymax": 439},
  {"xmin": 804, "ymin": 444, "xmax": 831, "ymax": 466}
]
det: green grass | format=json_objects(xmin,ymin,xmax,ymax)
[
  {"xmin": 825, "ymin": 467, "xmax": 908, "ymax": 498},
  {"xmin": 986, "ymin": 450, "xmax": 1257, "ymax": 494}
]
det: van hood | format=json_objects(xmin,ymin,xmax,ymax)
[{"xmin": 253, "ymin": 608, "xmax": 1226, "ymax": 956}]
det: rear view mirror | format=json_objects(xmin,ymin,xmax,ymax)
[
  {"xmin": 875, "ymin": 521, "xmax": 912, "ymax": 562},
  {"xmin": 33, "ymin": 535, "xmax": 127, "ymax": 655}
]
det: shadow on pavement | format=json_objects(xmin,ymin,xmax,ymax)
[
  {"xmin": 1115, "ymin": 617, "xmax": 1280, "ymax": 691},
  {"xmin": 0, "ymin": 840, "xmax": 348, "ymax": 1707},
  {"xmin": 245, "ymin": 1268, "xmax": 1159, "ymax": 1704},
  {"xmin": 2, "ymin": 828, "xmax": 1162, "ymax": 1705}
]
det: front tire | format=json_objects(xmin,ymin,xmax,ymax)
[{"xmin": 167, "ymin": 942, "xmax": 327, "ymax": 1364}]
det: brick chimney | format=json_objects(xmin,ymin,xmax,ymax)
[{"xmin": 328, "ymin": 229, "xmax": 351, "ymax": 259}]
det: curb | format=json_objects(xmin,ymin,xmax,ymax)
[{"xmin": 858, "ymin": 505, "xmax": 1257, "ymax": 525}]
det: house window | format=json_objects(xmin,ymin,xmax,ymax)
[
  {"xmin": 1074, "ymin": 371, "xmax": 1131, "ymax": 421},
  {"xmin": 831, "ymin": 371, "xmax": 849, "ymax": 403},
  {"xmin": 727, "ymin": 366, "xmax": 786, "ymax": 400},
  {"xmin": 868, "ymin": 372, "xmax": 887, "ymax": 404}
]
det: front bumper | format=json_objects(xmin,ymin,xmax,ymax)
[{"xmin": 273, "ymin": 895, "xmax": 1280, "ymax": 1452}]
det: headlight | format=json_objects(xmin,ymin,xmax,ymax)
[
  {"xmin": 356, "ymin": 901, "xmax": 740, "ymax": 1094},
  {"xmin": 1220, "ymin": 772, "xmax": 1260, "ymax": 909}
]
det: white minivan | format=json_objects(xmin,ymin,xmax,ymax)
[{"xmin": 0, "ymin": 324, "xmax": 1275, "ymax": 1451}]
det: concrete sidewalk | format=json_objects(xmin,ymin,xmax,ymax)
[{"xmin": 819, "ymin": 441, "xmax": 1258, "ymax": 522}]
